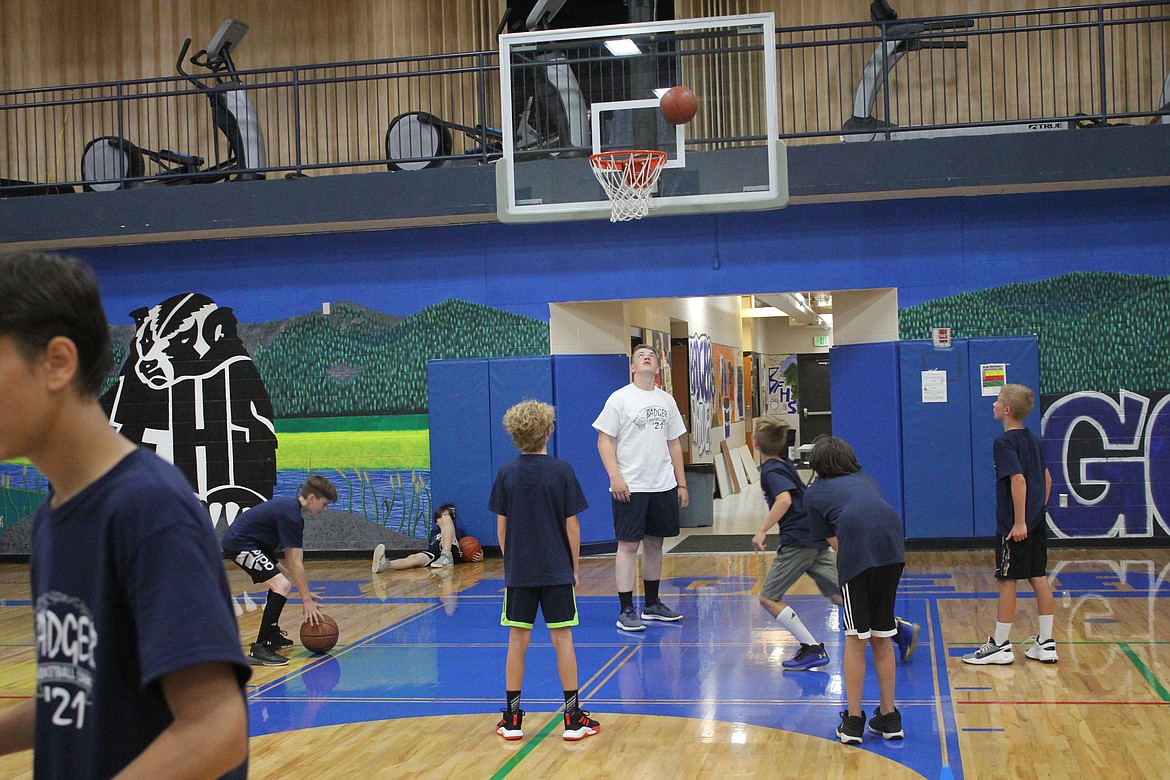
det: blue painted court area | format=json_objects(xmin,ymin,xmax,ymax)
[{"xmin": 247, "ymin": 577, "xmax": 958, "ymax": 779}]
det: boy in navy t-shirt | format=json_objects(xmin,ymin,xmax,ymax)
[
  {"xmin": 805, "ymin": 436, "xmax": 907, "ymax": 745},
  {"xmin": 751, "ymin": 418, "xmax": 842, "ymax": 670},
  {"xmin": 371, "ymin": 503, "xmax": 484, "ymax": 574},
  {"xmin": 962, "ymin": 383, "xmax": 1056, "ymax": 666},
  {"xmin": 0, "ymin": 251, "xmax": 249, "ymax": 779},
  {"xmin": 489, "ymin": 400, "xmax": 599, "ymax": 742},
  {"xmin": 222, "ymin": 475, "xmax": 337, "ymax": 666}
]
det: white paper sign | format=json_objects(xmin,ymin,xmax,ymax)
[{"xmin": 922, "ymin": 370, "xmax": 948, "ymax": 403}]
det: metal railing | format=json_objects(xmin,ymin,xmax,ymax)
[{"xmin": 1, "ymin": 2, "xmax": 1166, "ymax": 196}]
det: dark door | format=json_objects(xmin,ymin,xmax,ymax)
[{"xmin": 796, "ymin": 352, "xmax": 831, "ymax": 447}]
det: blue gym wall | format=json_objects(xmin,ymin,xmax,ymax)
[{"xmin": 4, "ymin": 184, "xmax": 1168, "ymax": 548}]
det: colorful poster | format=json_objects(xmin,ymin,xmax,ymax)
[{"xmin": 981, "ymin": 363, "xmax": 1007, "ymax": 396}]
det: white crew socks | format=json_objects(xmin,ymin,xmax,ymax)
[
  {"xmin": 1038, "ymin": 614, "xmax": 1054, "ymax": 643},
  {"xmin": 994, "ymin": 621, "xmax": 1013, "ymax": 646}
]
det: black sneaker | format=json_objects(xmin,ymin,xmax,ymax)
[
  {"xmin": 837, "ymin": 711, "xmax": 864, "ymax": 745},
  {"xmin": 868, "ymin": 706, "xmax": 904, "ymax": 740},
  {"xmin": 563, "ymin": 708, "xmax": 600, "ymax": 741},
  {"xmin": 248, "ymin": 643, "xmax": 289, "ymax": 666},
  {"xmin": 496, "ymin": 708, "xmax": 524, "ymax": 740},
  {"xmin": 269, "ymin": 628, "xmax": 294, "ymax": 650}
]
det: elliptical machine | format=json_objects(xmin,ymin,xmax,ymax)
[
  {"xmin": 385, "ymin": 0, "xmax": 590, "ymax": 170},
  {"xmin": 81, "ymin": 19, "xmax": 267, "ymax": 191}
]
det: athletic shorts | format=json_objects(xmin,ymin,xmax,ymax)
[
  {"xmin": 501, "ymin": 584, "xmax": 578, "ymax": 629},
  {"xmin": 760, "ymin": 547, "xmax": 841, "ymax": 602},
  {"xmin": 995, "ymin": 528, "xmax": 1048, "ymax": 580},
  {"xmin": 612, "ymin": 489, "xmax": 681, "ymax": 541},
  {"xmin": 227, "ymin": 548, "xmax": 282, "ymax": 584},
  {"xmin": 840, "ymin": 562, "xmax": 904, "ymax": 639}
]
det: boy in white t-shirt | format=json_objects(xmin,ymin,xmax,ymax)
[{"xmin": 593, "ymin": 344, "xmax": 689, "ymax": 632}]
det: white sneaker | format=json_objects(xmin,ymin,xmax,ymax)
[
  {"xmin": 430, "ymin": 551, "xmax": 453, "ymax": 568},
  {"xmin": 372, "ymin": 544, "xmax": 387, "ymax": 574},
  {"xmin": 961, "ymin": 637, "xmax": 1015, "ymax": 665},
  {"xmin": 1023, "ymin": 636, "xmax": 1058, "ymax": 664}
]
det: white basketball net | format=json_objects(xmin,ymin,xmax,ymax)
[{"xmin": 589, "ymin": 150, "xmax": 667, "ymax": 222}]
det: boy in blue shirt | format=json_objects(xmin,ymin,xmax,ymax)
[
  {"xmin": 962, "ymin": 383, "xmax": 1056, "ymax": 665},
  {"xmin": 751, "ymin": 417, "xmax": 842, "ymax": 670},
  {"xmin": 0, "ymin": 251, "xmax": 249, "ymax": 778},
  {"xmin": 222, "ymin": 475, "xmax": 337, "ymax": 666},
  {"xmin": 490, "ymin": 400, "xmax": 600, "ymax": 742},
  {"xmin": 805, "ymin": 436, "xmax": 907, "ymax": 745}
]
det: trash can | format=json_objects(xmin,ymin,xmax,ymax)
[{"xmin": 679, "ymin": 463, "xmax": 715, "ymax": 527}]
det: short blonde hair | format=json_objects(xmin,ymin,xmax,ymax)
[
  {"xmin": 998, "ymin": 383, "xmax": 1035, "ymax": 420},
  {"xmin": 502, "ymin": 399, "xmax": 555, "ymax": 453}
]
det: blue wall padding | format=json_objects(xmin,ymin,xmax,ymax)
[
  {"xmin": 899, "ymin": 340, "xmax": 974, "ymax": 538},
  {"xmin": 966, "ymin": 336, "xmax": 1041, "ymax": 536},
  {"xmin": 427, "ymin": 359, "xmax": 495, "ymax": 542},
  {"xmin": 829, "ymin": 342, "xmax": 904, "ymax": 517},
  {"xmin": 488, "ymin": 356, "xmax": 555, "ymax": 473},
  {"xmin": 429, "ymin": 354, "xmax": 629, "ymax": 547},
  {"xmin": 551, "ymin": 354, "xmax": 633, "ymax": 544}
]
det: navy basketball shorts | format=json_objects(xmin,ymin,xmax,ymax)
[
  {"xmin": 228, "ymin": 548, "xmax": 282, "ymax": 584},
  {"xmin": 612, "ymin": 488, "xmax": 681, "ymax": 541},
  {"xmin": 995, "ymin": 528, "xmax": 1049, "ymax": 579},
  {"xmin": 840, "ymin": 562, "xmax": 904, "ymax": 639},
  {"xmin": 501, "ymin": 584, "xmax": 578, "ymax": 629}
]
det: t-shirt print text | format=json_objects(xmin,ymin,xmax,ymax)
[
  {"xmin": 634, "ymin": 406, "xmax": 670, "ymax": 430},
  {"xmin": 36, "ymin": 591, "xmax": 97, "ymax": 729}
]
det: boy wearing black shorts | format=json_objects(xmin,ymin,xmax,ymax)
[
  {"xmin": 490, "ymin": 400, "xmax": 599, "ymax": 742},
  {"xmin": 962, "ymin": 383, "xmax": 1056, "ymax": 666},
  {"xmin": 372, "ymin": 503, "xmax": 483, "ymax": 573},
  {"xmin": 805, "ymin": 436, "xmax": 907, "ymax": 745},
  {"xmin": 594, "ymin": 344, "xmax": 688, "ymax": 632},
  {"xmin": 222, "ymin": 475, "xmax": 337, "ymax": 666}
]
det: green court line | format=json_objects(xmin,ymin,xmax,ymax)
[
  {"xmin": 1119, "ymin": 642, "xmax": 1170, "ymax": 702},
  {"xmin": 488, "ymin": 713, "xmax": 562, "ymax": 779}
]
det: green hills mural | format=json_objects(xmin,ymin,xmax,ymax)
[
  {"xmin": 109, "ymin": 298, "xmax": 550, "ymax": 417},
  {"xmin": 899, "ymin": 272, "xmax": 1170, "ymax": 394}
]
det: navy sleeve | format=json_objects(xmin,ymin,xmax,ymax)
[
  {"xmin": 117, "ymin": 488, "xmax": 250, "ymax": 691},
  {"xmin": 562, "ymin": 464, "xmax": 589, "ymax": 519},
  {"xmin": 803, "ymin": 485, "xmax": 834, "ymax": 541},
  {"xmin": 993, "ymin": 435, "xmax": 1023, "ymax": 481},
  {"xmin": 487, "ymin": 468, "xmax": 508, "ymax": 515}
]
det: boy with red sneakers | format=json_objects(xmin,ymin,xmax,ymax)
[{"xmin": 491, "ymin": 400, "xmax": 599, "ymax": 742}]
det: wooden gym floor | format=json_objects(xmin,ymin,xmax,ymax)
[{"xmin": 1, "ymin": 547, "xmax": 1168, "ymax": 779}]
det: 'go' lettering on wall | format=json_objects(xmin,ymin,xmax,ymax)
[{"xmin": 1042, "ymin": 390, "xmax": 1170, "ymax": 539}]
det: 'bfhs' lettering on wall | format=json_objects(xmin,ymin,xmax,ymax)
[{"xmin": 1043, "ymin": 390, "xmax": 1170, "ymax": 539}]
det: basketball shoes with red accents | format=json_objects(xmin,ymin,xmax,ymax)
[
  {"xmin": 496, "ymin": 709, "xmax": 524, "ymax": 740},
  {"xmin": 563, "ymin": 709, "xmax": 600, "ymax": 741}
]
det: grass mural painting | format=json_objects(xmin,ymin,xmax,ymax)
[{"xmin": 2, "ymin": 299, "xmax": 549, "ymax": 551}]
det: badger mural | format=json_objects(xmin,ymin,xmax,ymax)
[{"xmin": 101, "ymin": 293, "xmax": 277, "ymax": 530}]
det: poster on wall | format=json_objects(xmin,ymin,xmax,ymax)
[
  {"xmin": 711, "ymin": 343, "xmax": 741, "ymax": 439},
  {"xmin": 688, "ymin": 332, "xmax": 713, "ymax": 457},
  {"xmin": 639, "ymin": 327, "xmax": 673, "ymax": 393},
  {"xmin": 759, "ymin": 354, "xmax": 799, "ymax": 432}
]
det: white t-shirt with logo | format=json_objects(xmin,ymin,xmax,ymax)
[{"xmin": 593, "ymin": 382, "xmax": 687, "ymax": 492}]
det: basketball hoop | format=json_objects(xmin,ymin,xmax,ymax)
[{"xmin": 589, "ymin": 150, "xmax": 667, "ymax": 222}]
